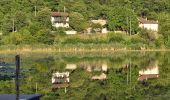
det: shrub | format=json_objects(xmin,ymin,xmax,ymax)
[{"xmin": 107, "ymin": 32, "xmax": 125, "ymax": 43}]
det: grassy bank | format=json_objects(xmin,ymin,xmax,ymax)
[{"xmin": 0, "ymin": 44, "xmax": 169, "ymax": 54}]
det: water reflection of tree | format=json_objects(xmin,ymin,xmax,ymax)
[{"xmin": 1, "ymin": 52, "xmax": 170, "ymax": 99}]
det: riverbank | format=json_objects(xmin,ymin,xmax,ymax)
[{"xmin": 0, "ymin": 45, "xmax": 169, "ymax": 54}]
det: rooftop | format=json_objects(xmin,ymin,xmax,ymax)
[
  {"xmin": 51, "ymin": 12, "xmax": 69, "ymax": 17},
  {"xmin": 138, "ymin": 17, "xmax": 158, "ymax": 24},
  {"xmin": 138, "ymin": 74, "xmax": 159, "ymax": 81}
]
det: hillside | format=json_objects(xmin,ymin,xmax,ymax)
[{"xmin": 0, "ymin": 0, "xmax": 170, "ymax": 49}]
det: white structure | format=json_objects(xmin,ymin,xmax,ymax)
[
  {"xmin": 0, "ymin": 31, "xmax": 2, "ymax": 35},
  {"xmin": 138, "ymin": 17, "xmax": 158, "ymax": 32},
  {"xmin": 65, "ymin": 31, "xmax": 77, "ymax": 35},
  {"xmin": 51, "ymin": 12, "xmax": 69, "ymax": 28},
  {"xmin": 91, "ymin": 19, "xmax": 108, "ymax": 34},
  {"xmin": 65, "ymin": 64, "xmax": 77, "ymax": 70},
  {"xmin": 102, "ymin": 64, "xmax": 108, "ymax": 72},
  {"xmin": 101, "ymin": 28, "xmax": 108, "ymax": 34},
  {"xmin": 139, "ymin": 67, "xmax": 159, "ymax": 75},
  {"xmin": 52, "ymin": 72, "xmax": 70, "ymax": 83},
  {"xmin": 138, "ymin": 65, "xmax": 159, "ymax": 81},
  {"xmin": 91, "ymin": 73, "xmax": 107, "ymax": 80},
  {"xmin": 91, "ymin": 20, "xmax": 107, "ymax": 26},
  {"xmin": 85, "ymin": 63, "xmax": 108, "ymax": 72}
]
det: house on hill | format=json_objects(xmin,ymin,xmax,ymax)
[
  {"xmin": 87, "ymin": 19, "xmax": 108, "ymax": 34},
  {"xmin": 51, "ymin": 12, "xmax": 69, "ymax": 28},
  {"xmin": 138, "ymin": 17, "xmax": 158, "ymax": 32}
]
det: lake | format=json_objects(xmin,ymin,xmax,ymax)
[{"xmin": 0, "ymin": 52, "xmax": 170, "ymax": 100}]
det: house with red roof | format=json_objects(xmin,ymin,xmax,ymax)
[
  {"xmin": 51, "ymin": 12, "xmax": 69, "ymax": 28},
  {"xmin": 138, "ymin": 17, "xmax": 158, "ymax": 32}
]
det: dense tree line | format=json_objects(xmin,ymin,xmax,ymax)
[{"xmin": 0, "ymin": 0, "xmax": 170, "ymax": 47}]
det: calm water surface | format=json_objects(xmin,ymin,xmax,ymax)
[{"xmin": 0, "ymin": 52, "xmax": 170, "ymax": 100}]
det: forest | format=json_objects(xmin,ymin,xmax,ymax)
[{"xmin": 0, "ymin": 0, "xmax": 170, "ymax": 49}]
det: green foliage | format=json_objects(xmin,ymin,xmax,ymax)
[
  {"xmin": 35, "ymin": 29, "xmax": 55, "ymax": 45},
  {"xmin": 0, "ymin": 0, "xmax": 170, "ymax": 48},
  {"xmin": 107, "ymin": 32, "xmax": 126, "ymax": 43},
  {"xmin": 139, "ymin": 29, "xmax": 158, "ymax": 41},
  {"xmin": 1, "ymin": 52, "xmax": 170, "ymax": 99},
  {"xmin": 107, "ymin": 7, "xmax": 138, "ymax": 34},
  {"xmin": 61, "ymin": 34, "xmax": 108, "ymax": 44},
  {"xmin": 69, "ymin": 12, "xmax": 89, "ymax": 32},
  {"xmin": 2, "ymin": 32, "xmax": 22, "ymax": 45},
  {"xmin": 36, "ymin": 8, "xmax": 51, "ymax": 29}
]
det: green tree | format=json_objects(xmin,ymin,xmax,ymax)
[
  {"xmin": 36, "ymin": 8, "xmax": 51, "ymax": 29},
  {"xmin": 35, "ymin": 29, "xmax": 55, "ymax": 44},
  {"xmin": 107, "ymin": 7, "xmax": 138, "ymax": 34},
  {"xmin": 2, "ymin": 32, "xmax": 22, "ymax": 45},
  {"xmin": 69, "ymin": 12, "xmax": 89, "ymax": 32}
]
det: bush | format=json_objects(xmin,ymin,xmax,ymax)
[
  {"xmin": 35, "ymin": 29, "xmax": 55, "ymax": 45},
  {"xmin": 107, "ymin": 32, "xmax": 125, "ymax": 43},
  {"xmin": 139, "ymin": 29, "xmax": 158, "ymax": 41},
  {"xmin": 2, "ymin": 32, "xmax": 22, "ymax": 45}
]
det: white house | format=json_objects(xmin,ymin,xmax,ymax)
[
  {"xmin": 90, "ymin": 19, "xmax": 108, "ymax": 34},
  {"xmin": 51, "ymin": 12, "xmax": 69, "ymax": 28},
  {"xmin": 138, "ymin": 17, "xmax": 158, "ymax": 32}
]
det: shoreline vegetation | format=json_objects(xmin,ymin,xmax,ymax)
[
  {"xmin": 0, "ymin": 45, "xmax": 170, "ymax": 53},
  {"xmin": 0, "ymin": 32, "xmax": 168, "ymax": 54}
]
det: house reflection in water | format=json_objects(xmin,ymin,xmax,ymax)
[
  {"xmin": 65, "ymin": 63, "xmax": 108, "ymax": 80},
  {"xmin": 138, "ymin": 61, "xmax": 159, "ymax": 81},
  {"xmin": 52, "ymin": 72, "xmax": 70, "ymax": 89},
  {"xmin": 66, "ymin": 63, "xmax": 107, "ymax": 72},
  {"xmin": 66, "ymin": 64, "xmax": 77, "ymax": 70},
  {"xmin": 91, "ymin": 73, "xmax": 107, "ymax": 80}
]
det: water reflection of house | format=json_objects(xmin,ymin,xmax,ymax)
[
  {"xmin": 65, "ymin": 64, "xmax": 77, "ymax": 70},
  {"xmin": 52, "ymin": 72, "xmax": 70, "ymax": 88},
  {"xmin": 138, "ymin": 62, "xmax": 159, "ymax": 81},
  {"xmin": 80, "ymin": 63, "xmax": 108, "ymax": 72},
  {"xmin": 91, "ymin": 73, "xmax": 107, "ymax": 80},
  {"xmin": 65, "ymin": 63, "xmax": 108, "ymax": 80},
  {"xmin": 65, "ymin": 63, "xmax": 108, "ymax": 72}
]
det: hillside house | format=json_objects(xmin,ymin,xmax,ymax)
[
  {"xmin": 51, "ymin": 12, "xmax": 69, "ymax": 28},
  {"xmin": 87, "ymin": 19, "xmax": 108, "ymax": 34},
  {"xmin": 138, "ymin": 17, "xmax": 158, "ymax": 32}
]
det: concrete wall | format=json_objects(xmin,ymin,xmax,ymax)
[{"xmin": 139, "ymin": 23, "xmax": 158, "ymax": 32}]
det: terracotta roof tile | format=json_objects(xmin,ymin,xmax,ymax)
[
  {"xmin": 138, "ymin": 17, "xmax": 158, "ymax": 24},
  {"xmin": 51, "ymin": 12, "xmax": 69, "ymax": 17}
]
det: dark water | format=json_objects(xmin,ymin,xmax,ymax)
[{"xmin": 0, "ymin": 52, "xmax": 170, "ymax": 100}]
